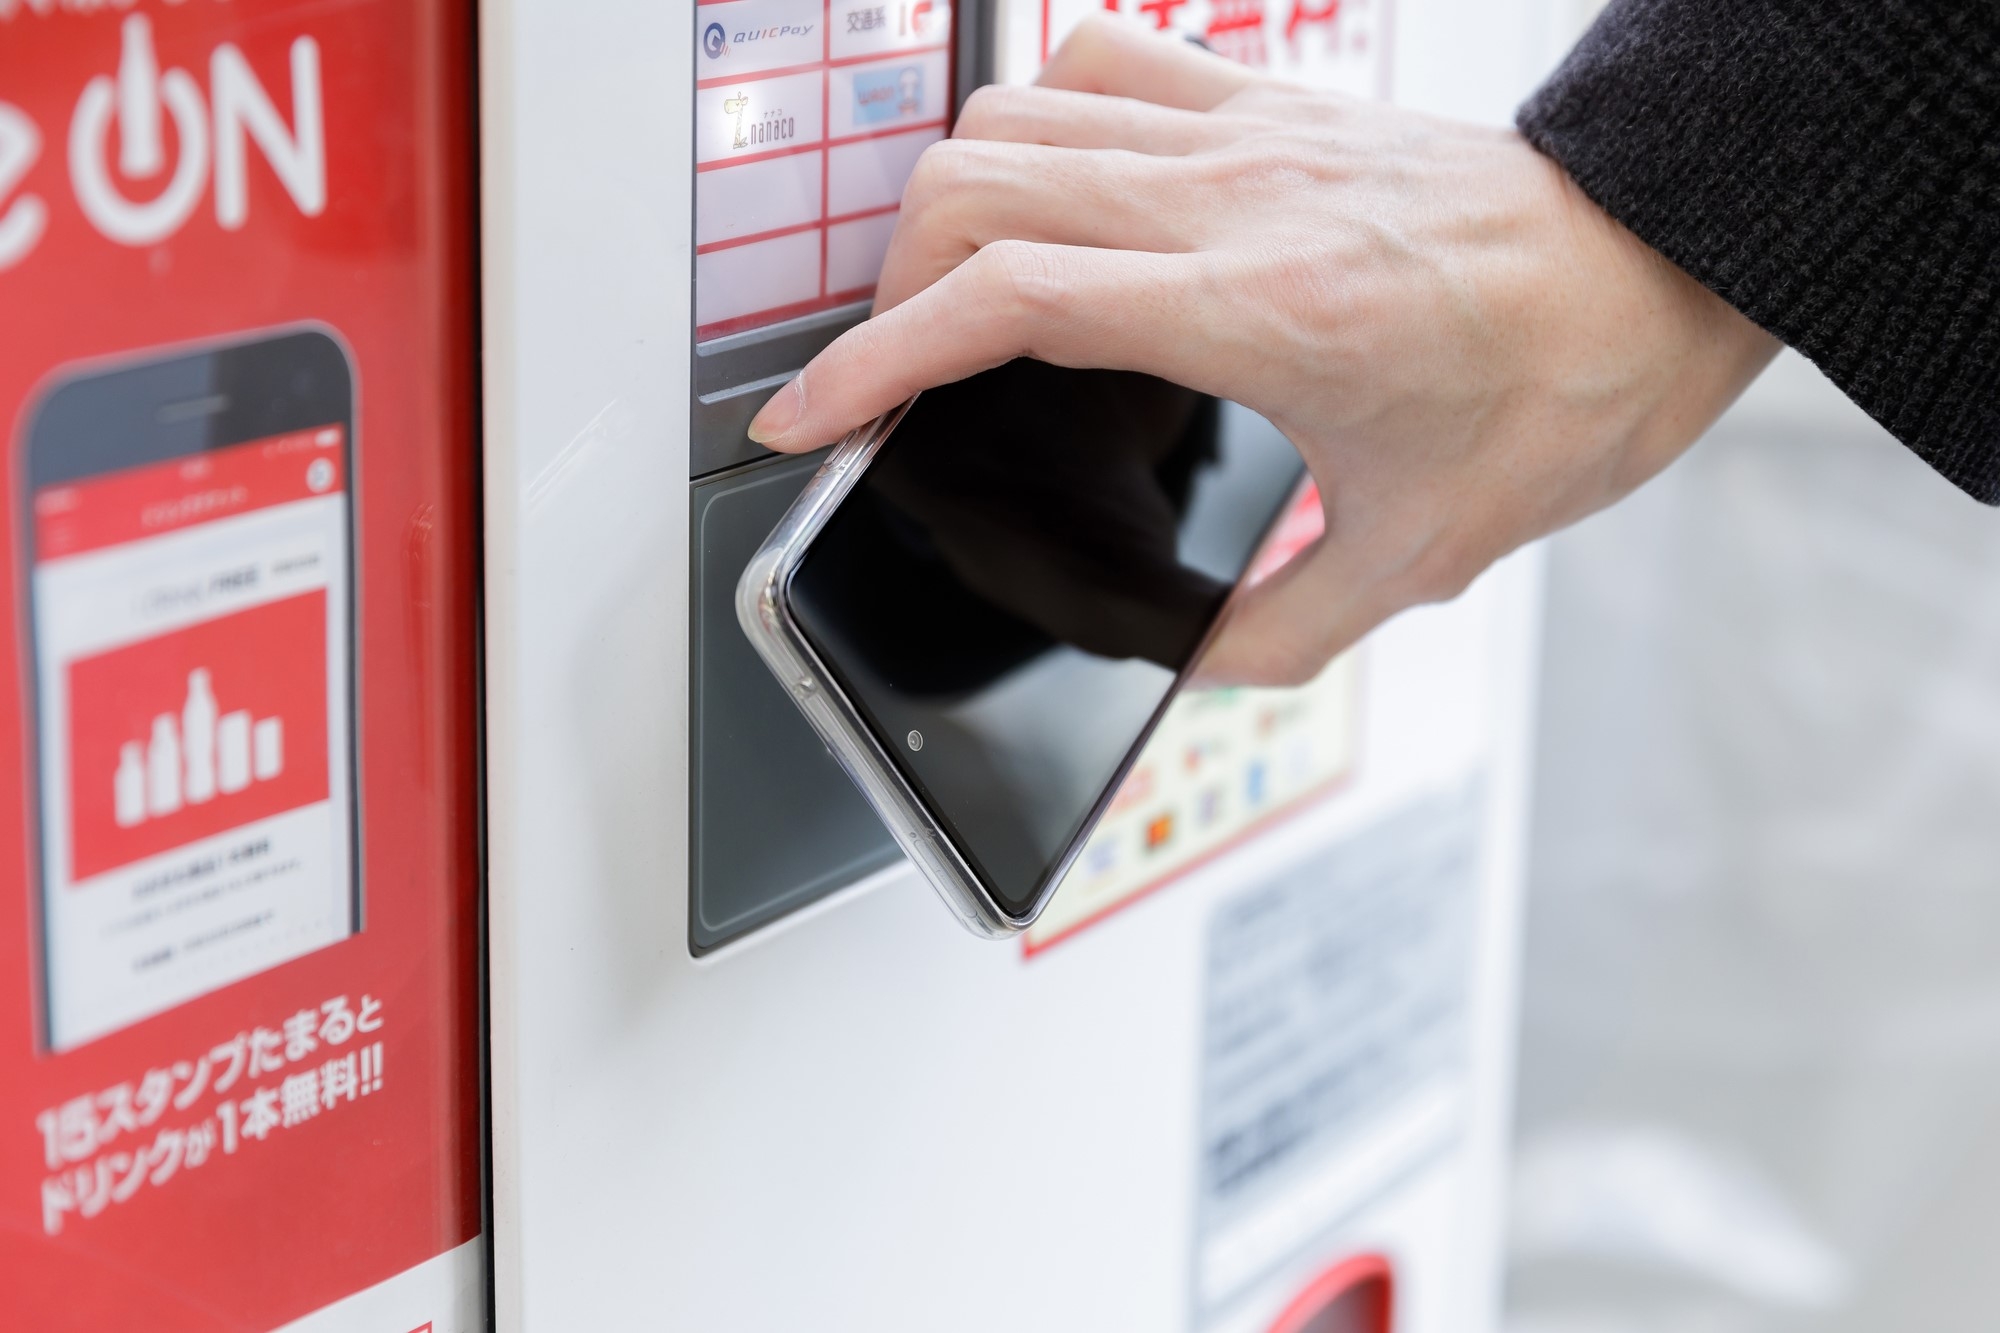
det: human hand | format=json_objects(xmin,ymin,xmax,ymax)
[{"xmin": 747, "ymin": 15, "xmax": 1778, "ymax": 684}]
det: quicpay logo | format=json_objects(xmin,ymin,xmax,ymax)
[
  {"xmin": 728, "ymin": 22, "xmax": 816, "ymax": 50},
  {"xmin": 703, "ymin": 22, "xmax": 728, "ymax": 59}
]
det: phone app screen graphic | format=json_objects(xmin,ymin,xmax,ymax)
[
  {"xmin": 67, "ymin": 592, "xmax": 330, "ymax": 878},
  {"xmin": 31, "ymin": 426, "xmax": 356, "ymax": 1051}
]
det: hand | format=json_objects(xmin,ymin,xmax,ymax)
[{"xmin": 748, "ymin": 15, "xmax": 1779, "ymax": 684}]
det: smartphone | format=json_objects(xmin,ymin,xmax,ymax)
[
  {"xmin": 23, "ymin": 328, "xmax": 360, "ymax": 1050},
  {"xmin": 738, "ymin": 360, "xmax": 1306, "ymax": 937}
]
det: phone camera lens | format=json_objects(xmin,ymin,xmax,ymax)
[{"xmin": 906, "ymin": 730, "xmax": 923, "ymax": 752}]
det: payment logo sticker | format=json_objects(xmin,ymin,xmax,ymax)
[{"xmin": 852, "ymin": 65, "xmax": 923, "ymax": 125}]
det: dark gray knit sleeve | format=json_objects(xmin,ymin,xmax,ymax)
[{"xmin": 1517, "ymin": 0, "xmax": 2000, "ymax": 503}]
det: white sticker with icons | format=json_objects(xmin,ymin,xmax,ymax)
[{"xmin": 692, "ymin": 1, "xmax": 958, "ymax": 335}]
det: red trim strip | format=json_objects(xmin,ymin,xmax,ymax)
[
  {"xmin": 824, "ymin": 283, "xmax": 878, "ymax": 305},
  {"xmin": 697, "ymin": 60, "xmax": 829, "ymax": 90},
  {"xmin": 695, "ymin": 218, "xmax": 825, "ymax": 256},
  {"xmin": 825, "ymin": 201, "xmax": 902, "ymax": 228},
  {"xmin": 697, "ymin": 140, "xmax": 825, "ymax": 171},
  {"xmin": 696, "ymin": 203, "xmax": 899, "ymax": 258}
]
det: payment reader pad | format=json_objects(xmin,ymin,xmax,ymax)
[{"xmin": 689, "ymin": 1, "xmax": 983, "ymax": 951}]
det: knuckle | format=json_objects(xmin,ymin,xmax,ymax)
[
  {"xmin": 954, "ymin": 83, "xmax": 1019, "ymax": 139},
  {"xmin": 1217, "ymin": 134, "xmax": 1321, "ymax": 196},
  {"xmin": 904, "ymin": 139, "xmax": 975, "ymax": 209},
  {"xmin": 976, "ymin": 239, "xmax": 1065, "ymax": 318}
]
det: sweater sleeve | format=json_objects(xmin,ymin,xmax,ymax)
[{"xmin": 1517, "ymin": 0, "xmax": 2000, "ymax": 503}]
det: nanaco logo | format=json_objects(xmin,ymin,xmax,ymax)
[{"xmin": 722, "ymin": 91, "xmax": 797, "ymax": 151}]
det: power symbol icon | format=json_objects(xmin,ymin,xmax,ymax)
[
  {"xmin": 71, "ymin": 15, "xmax": 211, "ymax": 246},
  {"xmin": 68, "ymin": 14, "xmax": 325, "ymax": 251}
]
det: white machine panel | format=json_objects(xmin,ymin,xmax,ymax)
[
  {"xmin": 484, "ymin": 0, "xmax": 1563, "ymax": 1327},
  {"xmin": 694, "ymin": 0, "xmax": 956, "ymax": 336}
]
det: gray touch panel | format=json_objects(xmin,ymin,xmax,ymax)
[
  {"xmin": 690, "ymin": 452, "xmax": 903, "ymax": 953},
  {"xmin": 691, "ymin": 305, "xmax": 867, "ymax": 478}
]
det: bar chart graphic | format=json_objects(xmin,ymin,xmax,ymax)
[
  {"xmin": 112, "ymin": 667, "xmax": 286, "ymax": 828},
  {"xmin": 66, "ymin": 592, "xmax": 329, "ymax": 881}
]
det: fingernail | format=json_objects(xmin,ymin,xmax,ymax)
[{"xmin": 747, "ymin": 376, "xmax": 802, "ymax": 446}]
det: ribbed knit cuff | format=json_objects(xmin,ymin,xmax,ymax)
[{"xmin": 1518, "ymin": 0, "xmax": 2000, "ymax": 503}]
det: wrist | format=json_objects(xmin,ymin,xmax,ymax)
[{"xmin": 1543, "ymin": 157, "xmax": 1780, "ymax": 496}]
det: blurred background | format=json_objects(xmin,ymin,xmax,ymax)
[{"xmin": 1505, "ymin": 351, "xmax": 2000, "ymax": 1333}]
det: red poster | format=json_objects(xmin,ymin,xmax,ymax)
[{"xmin": 0, "ymin": 1, "xmax": 481, "ymax": 1328}]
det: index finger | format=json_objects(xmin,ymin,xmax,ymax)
[
  {"xmin": 746, "ymin": 241, "xmax": 1223, "ymax": 452},
  {"xmin": 1037, "ymin": 13, "xmax": 1257, "ymax": 109}
]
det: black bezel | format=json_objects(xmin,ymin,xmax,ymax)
[{"xmin": 784, "ymin": 422, "xmax": 1305, "ymax": 925}]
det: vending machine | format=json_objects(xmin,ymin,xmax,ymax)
[
  {"xmin": 484, "ymin": 2, "xmax": 1550, "ymax": 1331},
  {"xmin": 4, "ymin": 0, "xmax": 1556, "ymax": 1327},
  {"xmin": 0, "ymin": 3, "xmax": 485, "ymax": 1330}
]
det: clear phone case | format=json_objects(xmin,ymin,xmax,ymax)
[
  {"xmin": 734, "ymin": 399, "xmax": 1024, "ymax": 938},
  {"xmin": 739, "ymin": 396, "xmax": 1305, "ymax": 939}
]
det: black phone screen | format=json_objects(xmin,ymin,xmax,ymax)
[
  {"xmin": 24, "ymin": 329, "xmax": 359, "ymax": 1051},
  {"xmin": 786, "ymin": 359, "xmax": 1305, "ymax": 920}
]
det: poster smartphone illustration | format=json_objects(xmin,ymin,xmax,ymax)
[{"xmin": 24, "ymin": 330, "xmax": 359, "ymax": 1051}]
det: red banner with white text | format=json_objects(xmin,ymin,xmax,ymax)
[{"xmin": 0, "ymin": 1, "xmax": 481, "ymax": 1327}]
